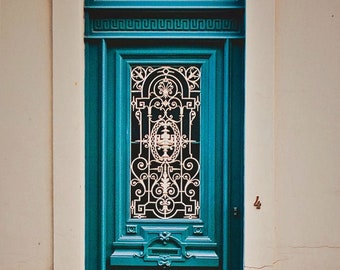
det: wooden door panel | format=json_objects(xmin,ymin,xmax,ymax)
[{"xmin": 85, "ymin": 7, "xmax": 244, "ymax": 270}]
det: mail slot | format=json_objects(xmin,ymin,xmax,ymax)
[{"xmin": 149, "ymin": 247, "xmax": 180, "ymax": 256}]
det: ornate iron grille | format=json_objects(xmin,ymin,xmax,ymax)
[{"xmin": 130, "ymin": 66, "xmax": 201, "ymax": 219}]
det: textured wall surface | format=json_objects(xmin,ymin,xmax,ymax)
[
  {"xmin": 245, "ymin": 0, "xmax": 277, "ymax": 268},
  {"xmin": 274, "ymin": 1, "xmax": 340, "ymax": 269},
  {"xmin": 0, "ymin": 1, "xmax": 53, "ymax": 269},
  {"xmin": 245, "ymin": 0, "xmax": 340, "ymax": 269},
  {"xmin": 52, "ymin": 0, "xmax": 85, "ymax": 269}
]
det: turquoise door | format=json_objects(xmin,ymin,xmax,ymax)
[{"xmin": 85, "ymin": 2, "xmax": 244, "ymax": 270}]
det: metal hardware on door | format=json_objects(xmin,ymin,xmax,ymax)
[{"xmin": 233, "ymin": 207, "xmax": 239, "ymax": 216}]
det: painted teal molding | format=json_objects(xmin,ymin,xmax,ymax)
[
  {"xmin": 112, "ymin": 229, "xmax": 219, "ymax": 267},
  {"xmin": 85, "ymin": 40, "xmax": 100, "ymax": 270},
  {"xmin": 85, "ymin": 5, "xmax": 244, "ymax": 270},
  {"xmin": 85, "ymin": 0, "xmax": 244, "ymax": 9},
  {"xmin": 92, "ymin": 18, "xmax": 239, "ymax": 32},
  {"xmin": 227, "ymin": 39, "xmax": 245, "ymax": 270},
  {"xmin": 85, "ymin": 39, "xmax": 244, "ymax": 270},
  {"xmin": 107, "ymin": 46, "xmax": 221, "ymax": 267},
  {"xmin": 85, "ymin": 10, "xmax": 245, "ymax": 39}
]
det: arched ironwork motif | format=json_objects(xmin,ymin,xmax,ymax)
[{"xmin": 130, "ymin": 66, "xmax": 201, "ymax": 219}]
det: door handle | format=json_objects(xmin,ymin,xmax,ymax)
[{"xmin": 233, "ymin": 207, "xmax": 239, "ymax": 216}]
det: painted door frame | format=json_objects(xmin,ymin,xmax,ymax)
[
  {"xmin": 85, "ymin": 3, "xmax": 244, "ymax": 270},
  {"xmin": 52, "ymin": 1, "xmax": 277, "ymax": 270}
]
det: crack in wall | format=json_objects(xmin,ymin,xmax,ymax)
[
  {"xmin": 245, "ymin": 246, "xmax": 340, "ymax": 269},
  {"xmin": 289, "ymin": 245, "xmax": 340, "ymax": 249},
  {"xmin": 245, "ymin": 259, "xmax": 283, "ymax": 269}
]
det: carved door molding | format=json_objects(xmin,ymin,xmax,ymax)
[{"xmin": 85, "ymin": 2, "xmax": 244, "ymax": 270}]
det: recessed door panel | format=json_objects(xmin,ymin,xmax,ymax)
[{"xmin": 108, "ymin": 45, "xmax": 222, "ymax": 268}]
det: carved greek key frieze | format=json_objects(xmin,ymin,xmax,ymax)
[{"xmin": 92, "ymin": 18, "xmax": 239, "ymax": 32}]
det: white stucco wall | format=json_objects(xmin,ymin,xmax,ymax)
[
  {"xmin": 245, "ymin": 1, "xmax": 340, "ymax": 269},
  {"xmin": 274, "ymin": 1, "xmax": 340, "ymax": 269},
  {"xmin": 0, "ymin": 0, "xmax": 339, "ymax": 270},
  {"xmin": 0, "ymin": 1, "xmax": 53, "ymax": 269},
  {"xmin": 244, "ymin": 0, "xmax": 277, "ymax": 268},
  {"xmin": 52, "ymin": 1, "xmax": 84, "ymax": 269}
]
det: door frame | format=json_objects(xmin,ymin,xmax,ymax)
[
  {"xmin": 52, "ymin": 1, "xmax": 277, "ymax": 270},
  {"xmin": 85, "ymin": 4, "xmax": 244, "ymax": 270}
]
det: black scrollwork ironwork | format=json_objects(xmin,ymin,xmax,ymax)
[{"xmin": 130, "ymin": 66, "xmax": 201, "ymax": 219}]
